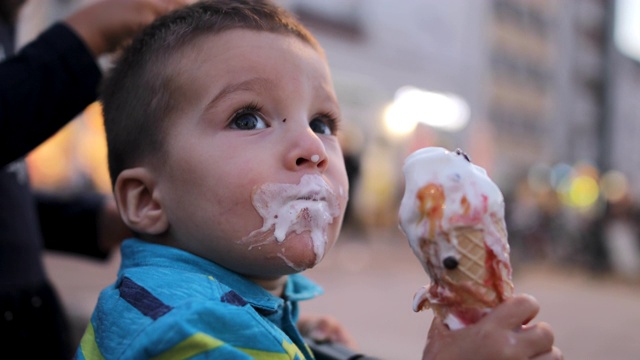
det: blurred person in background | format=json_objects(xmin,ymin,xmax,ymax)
[
  {"xmin": 595, "ymin": 194, "xmax": 640, "ymax": 280},
  {"xmin": 0, "ymin": 0, "xmax": 188, "ymax": 358}
]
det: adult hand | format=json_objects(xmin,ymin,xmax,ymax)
[{"xmin": 64, "ymin": 0, "xmax": 191, "ymax": 57}]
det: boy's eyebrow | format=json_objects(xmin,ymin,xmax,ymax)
[{"xmin": 206, "ymin": 77, "xmax": 272, "ymax": 109}]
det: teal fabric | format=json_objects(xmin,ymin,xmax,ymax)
[{"xmin": 76, "ymin": 239, "xmax": 323, "ymax": 359}]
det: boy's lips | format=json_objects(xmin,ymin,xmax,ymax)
[{"xmin": 296, "ymin": 193, "xmax": 327, "ymax": 202}]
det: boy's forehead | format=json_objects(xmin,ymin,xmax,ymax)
[
  {"xmin": 186, "ymin": 28, "xmax": 323, "ymax": 62},
  {"xmin": 158, "ymin": 28, "xmax": 336, "ymax": 118},
  {"xmin": 176, "ymin": 29, "xmax": 331, "ymax": 87}
]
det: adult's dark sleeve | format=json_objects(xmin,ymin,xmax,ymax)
[
  {"xmin": 0, "ymin": 23, "xmax": 101, "ymax": 167},
  {"xmin": 36, "ymin": 191, "xmax": 110, "ymax": 259}
]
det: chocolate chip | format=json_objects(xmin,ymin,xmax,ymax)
[
  {"xmin": 443, "ymin": 256, "xmax": 459, "ymax": 270},
  {"xmin": 454, "ymin": 148, "xmax": 471, "ymax": 162}
]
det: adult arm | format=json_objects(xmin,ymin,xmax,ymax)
[
  {"xmin": 0, "ymin": 0, "xmax": 189, "ymax": 167},
  {"xmin": 0, "ymin": 23, "xmax": 101, "ymax": 167}
]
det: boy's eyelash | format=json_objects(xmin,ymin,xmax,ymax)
[
  {"xmin": 316, "ymin": 111, "xmax": 341, "ymax": 134},
  {"xmin": 232, "ymin": 102, "xmax": 263, "ymax": 117}
]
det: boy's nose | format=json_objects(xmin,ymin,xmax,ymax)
[{"xmin": 286, "ymin": 127, "xmax": 329, "ymax": 172}]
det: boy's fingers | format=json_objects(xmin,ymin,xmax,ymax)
[
  {"xmin": 489, "ymin": 294, "xmax": 540, "ymax": 328},
  {"xmin": 551, "ymin": 346, "xmax": 564, "ymax": 360},
  {"xmin": 531, "ymin": 346, "xmax": 564, "ymax": 360},
  {"xmin": 517, "ymin": 321, "xmax": 555, "ymax": 357}
]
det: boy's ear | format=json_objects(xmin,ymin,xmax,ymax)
[{"xmin": 114, "ymin": 168, "xmax": 168, "ymax": 235}]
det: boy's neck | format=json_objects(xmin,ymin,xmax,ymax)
[{"xmin": 250, "ymin": 275, "xmax": 289, "ymax": 297}]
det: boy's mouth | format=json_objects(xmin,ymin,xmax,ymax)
[
  {"xmin": 241, "ymin": 174, "xmax": 344, "ymax": 269},
  {"xmin": 296, "ymin": 193, "xmax": 326, "ymax": 202}
]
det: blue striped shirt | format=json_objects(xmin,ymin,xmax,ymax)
[{"xmin": 76, "ymin": 239, "xmax": 323, "ymax": 359}]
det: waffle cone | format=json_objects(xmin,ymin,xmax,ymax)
[
  {"xmin": 414, "ymin": 217, "xmax": 514, "ymax": 329},
  {"xmin": 447, "ymin": 221, "xmax": 513, "ymax": 308}
]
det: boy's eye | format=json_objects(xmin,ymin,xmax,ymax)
[
  {"xmin": 309, "ymin": 114, "xmax": 336, "ymax": 135},
  {"xmin": 230, "ymin": 112, "xmax": 267, "ymax": 130}
]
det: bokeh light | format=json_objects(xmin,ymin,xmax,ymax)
[
  {"xmin": 383, "ymin": 102, "xmax": 418, "ymax": 137},
  {"xmin": 600, "ymin": 170, "xmax": 629, "ymax": 203},
  {"xmin": 383, "ymin": 86, "xmax": 470, "ymax": 137},
  {"xmin": 549, "ymin": 162, "xmax": 573, "ymax": 189},
  {"xmin": 568, "ymin": 175, "xmax": 600, "ymax": 209}
]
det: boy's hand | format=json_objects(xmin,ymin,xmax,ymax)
[
  {"xmin": 297, "ymin": 314, "xmax": 358, "ymax": 350},
  {"xmin": 64, "ymin": 0, "xmax": 192, "ymax": 57},
  {"xmin": 422, "ymin": 294, "xmax": 563, "ymax": 360}
]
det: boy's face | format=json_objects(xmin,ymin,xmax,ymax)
[{"xmin": 154, "ymin": 29, "xmax": 349, "ymax": 279}]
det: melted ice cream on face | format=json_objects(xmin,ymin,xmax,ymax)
[
  {"xmin": 399, "ymin": 147, "xmax": 508, "ymax": 265},
  {"xmin": 242, "ymin": 174, "xmax": 342, "ymax": 269}
]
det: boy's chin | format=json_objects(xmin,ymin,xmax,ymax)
[{"xmin": 275, "ymin": 232, "xmax": 329, "ymax": 272}]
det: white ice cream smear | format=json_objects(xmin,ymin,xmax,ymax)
[
  {"xmin": 311, "ymin": 154, "xmax": 320, "ymax": 163},
  {"xmin": 242, "ymin": 174, "xmax": 341, "ymax": 267}
]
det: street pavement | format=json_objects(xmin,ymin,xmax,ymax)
[{"xmin": 45, "ymin": 226, "xmax": 640, "ymax": 360}]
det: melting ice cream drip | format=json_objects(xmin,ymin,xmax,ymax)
[{"xmin": 242, "ymin": 174, "xmax": 341, "ymax": 268}]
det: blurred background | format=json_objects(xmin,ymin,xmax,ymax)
[{"xmin": 15, "ymin": 0, "xmax": 640, "ymax": 359}]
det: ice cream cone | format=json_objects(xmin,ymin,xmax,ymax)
[
  {"xmin": 399, "ymin": 147, "xmax": 514, "ymax": 330},
  {"xmin": 447, "ymin": 221, "xmax": 513, "ymax": 308},
  {"xmin": 412, "ymin": 217, "xmax": 514, "ymax": 329}
]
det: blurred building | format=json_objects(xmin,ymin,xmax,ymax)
[
  {"xmin": 276, "ymin": 0, "xmax": 640, "ymax": 225},
  {"xmin": 607, "ymin": 0, "xmax": 640, "ymax": 198},
  {"xmin": 488, "ymin": 0, "xmax": 557, "ymax": 185}
]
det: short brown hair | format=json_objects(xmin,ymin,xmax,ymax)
[{"xmin": 101, "ymin": 0, "xmax": 321, "ymax": 186}]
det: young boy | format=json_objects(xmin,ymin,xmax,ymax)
[{"xmin": 77, "ymin": 1, "xmax": 562, "ymax": 359}]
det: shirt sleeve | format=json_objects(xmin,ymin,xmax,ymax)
[{"xmin": 0, "ymin": 23, "xmax": 101, "ymax": 167}]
